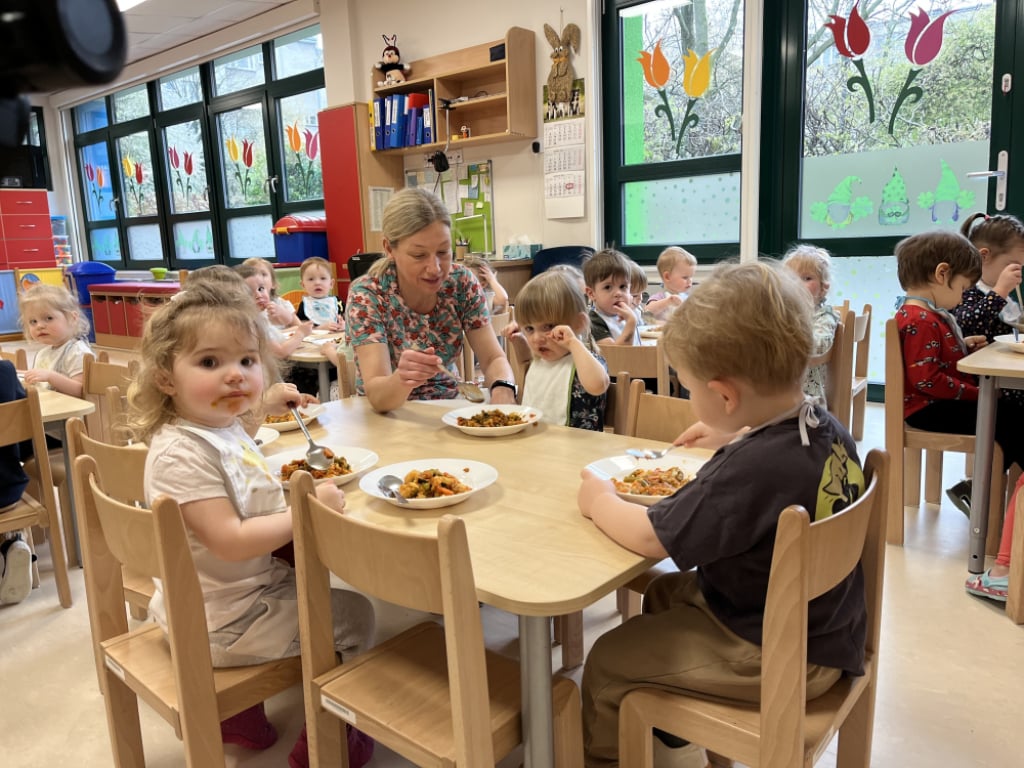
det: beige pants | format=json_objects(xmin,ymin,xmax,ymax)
[{"xmin": 581, "ymin": 571, "xmax": 841, "ymax": 768}]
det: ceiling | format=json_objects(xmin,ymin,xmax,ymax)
[{"xmin": 119, "ymin": 0, "xmax": 297, "ymax": 64}]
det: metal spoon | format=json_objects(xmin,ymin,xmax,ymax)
[
  {"xmin": 377, "ymin": 474, "xmax": 409, "ymax": 504},
  {"xmin": 291, "ymin": 407, "xmax": 332, "ymax": 471},
  {"xmin": 436, "ymin": 363, "xmax": 486, "ymax": 403},
  {"xmin": 626, "ymin": 445, "xmax": 676, "ymax": 461}
]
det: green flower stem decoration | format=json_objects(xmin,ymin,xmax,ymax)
[
  {"xmin": 888, "ymin": 68, "xmax": 922, "ymax": 136},
  {"xmin": 674, "ymin": 98, "xmax": 700, "ymax": 157},
  {"xmin": 654, "ymin": 89, "xmax": 676, "ymax": 144},
  {"xmin": 847, "ymin": 58, "xmax": 875, "ymax": 123}
]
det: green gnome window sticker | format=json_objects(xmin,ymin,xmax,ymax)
[{"xmin": 810, "ymin": 176, "xmax": 873, "ymax": 230}]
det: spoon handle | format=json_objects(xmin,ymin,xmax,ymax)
[{"xmin": 291, "ymin": 407, "xmax": 317, "ymax": 448}]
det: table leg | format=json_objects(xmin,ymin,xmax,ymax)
[
  {"xmin": 970, "ymin": 376, "xmax": 997, "ymax": 574},
  {"xmin": 318, "ymin": 362, "xmax": 330, "ymax": 402},
  {"xmin": 520, "ymin": 614, "xmax": 555, "ymax": 768},
  {"xmin": 58, "ymin": 422, "xmax": 82, "ymax": 568}
]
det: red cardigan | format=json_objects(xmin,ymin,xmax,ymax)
[{"xmin": 896, "ymin": 305, "xmax": 978, "ymax": 418}]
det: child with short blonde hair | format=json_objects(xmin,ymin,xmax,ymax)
[
  {"xmin": 505, "ymin": 270, "xmax": 609, "ymax": 430},
  {"xmin": 296, "ymin": 256, "xmax": 343, "ymax": 331},
  {"xmin": 462, "ymin": 254, "xmax": 509, "ymax": 315},
  {"xmin": 19, "ymin": 284, "xmax": 92, "ymax": 397},
  {"xmin": 578, "ymin": 261, "xmax": 865, "ymax": 767},
  {"xmin": 583, "ymin": 248, "xmax": 640, "ymax": 345},
  {"xmin": 646, "ymin": 246, "xmax": 696, "ymax": 321},
  {"xmin": 782, "ymin": 244, "xmax": 838, "ymax": 402}
]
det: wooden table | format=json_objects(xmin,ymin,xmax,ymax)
[
  {"xmin": 264, "ymin": 398, "xmax": 709, "ymax": 768},
  {"xmin": 38, "ymin": 388, "xmax": 96, "ymax": 566},
  {"xmin": 288, "ymin": 333, "xmax": 343, "ymax": 401},
  {"xmin": 957, "ymin": 341, "xmax": 1024, "ymax": 572}
]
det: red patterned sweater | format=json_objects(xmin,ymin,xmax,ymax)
[{"xmin": 896, "ymin": 305, "xmax": 978, "ymax": 418}]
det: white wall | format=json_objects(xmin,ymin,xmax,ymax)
[{"xmin": 318, "ymin": 0, "xmax": 601, "ymax": 252}]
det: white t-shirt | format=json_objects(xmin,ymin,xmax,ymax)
[{"xmin": 33, "ymin": 338, "xmax": 92, "ymax": 379}]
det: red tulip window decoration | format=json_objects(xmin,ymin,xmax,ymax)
[
  {"xmin": 226, "ymin": 136, "xmax": 255, "ymax": 201},
  {"xmin": 889, "ymin": 7, "xmax": 956, "ymax": 135},
  {"xmin": 84, "ymin": 162, "xmax": 103, "ymax": 210},
  {"xmin": 121, "ymin": 156, "xmax": 146, "ymax": 216},
  {"xmin": 285, "ymin": 121, "xmax": 320, "ymax": 198},
  {"xmin": 824, "ymin": 2, "xmax": 874, "ymax": 123},
  {"xmin": 167, "ymin": 145, "xmax": 196, "ymax": 207},
  {"xmin": 637, "ymin": 41, "xmax": 716, "ymax": 157}
]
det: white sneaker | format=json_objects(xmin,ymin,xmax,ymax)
[
  {"xmin": 652, "ymin": 738, "xmax": 709, "ymax": 768},
  {"xmin": 0, "ymin": 537, "xmax": 32, "ymax": 604}
]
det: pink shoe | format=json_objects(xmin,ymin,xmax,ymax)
[
  {"xmin": 220, "ymin": 702, "xmax": 278, "ymax": 750},
  {"xmin": 289, "ymin": 723, "xmax": 375, "ymax": 768}
]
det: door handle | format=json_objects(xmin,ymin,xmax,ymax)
[{"xmin": 967, "ymin": 150, "xmax": 1008, "ymax": 211}]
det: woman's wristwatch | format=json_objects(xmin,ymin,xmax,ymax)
[{"xmin": 489, "ymin": 379, "xmax": 518, "ymax": 398}]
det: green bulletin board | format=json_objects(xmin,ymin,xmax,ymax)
[{"xmin": 405, "ymin": 160, "xmax": 495, "ymax": 255}]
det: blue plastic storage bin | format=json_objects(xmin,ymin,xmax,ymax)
[
  {"xmin": 273, "ymin": 215, "xmax": 328, "ymax": 262},
  {"xmin": 64, "ymin": 261, "xmax": 116, "ymax": 342}
]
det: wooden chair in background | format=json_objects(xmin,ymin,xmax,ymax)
[
  {"xmin": 618, "ymin": 450, "xmax": 888, "ymax": 768},
  {"xmin": 0, "ymin": 346, "xmax": 28, "ymax": 369},
  {"xmin": 290, "ymin": 471, "xmax": 583, "ymax": 768},
  {"xmin": 1008, "ymin": 490, "xmax": 1024, "ymax": 624},
  {"xmin": 599, "ymin": 341, "xmax": 670, "ymax": 396},
  {"xmin": 884, "ymin": 317, "xmax": 1006, "ymax": 548},
  {"xmin": 615, "ymin": 379, "xmax": 699, "ymax": 620},
  {"xmin": 280, "ymin": 289, "xmax": 304, "ymax": 311},
  {"xmin": 848, "ymin": 305, "xmax": 872, "ymax": 440},
  {"xmin": 459, "ymin": 310, "xmax": 511, "ymax": 382},
  {"xmin": 808, "ymin": 308, "xmax": 851, "ymax": 430},
  {"xmin": 82, "ymin": 354, "xmax": 135, "ymax": 450},
  {"xmin": 0, "ymin": 386, "xmax": 72, "ymax": 608},
  {"xmin": 73, "ymin": 453, "xmax": 302, "ymax": 766}
]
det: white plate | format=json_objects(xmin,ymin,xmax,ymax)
[
  {"xmin": 270, "ymin": 444, "xmax": 378, "ymax": 487},
  {"xmin": 254, "ymin": 426, "xmax": 280, "ymax": 450},
  {"xmin": 261, "ymin": 404, "xmax": 326, "ymax": 432},
  {"xmin": 994, "ymin": 334, "xmax": 1024, "ymax": 354},
  {"xmin": 441, "ymin": 404, "xmax": 542, "ymax": 437},
  {"xmin": 638, "ymin": 324, "xmax": 664, "ymax": 339},
  {"xmin": 360, "ymin": 459, "xmax": 498, "ymax": 509},
  {"xmin": 585, "ymin": 454, "xmax": 703, "ymax": 507}
]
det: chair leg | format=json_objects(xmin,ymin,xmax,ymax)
[
  {"xmin": 618, "ymin": 692, "xmax": 656, "ymax": 768},
  {"xmin": 886, "ymin": 446, "xmax": 906, "ymax": 546},
  {"xmin": 56, "ymin": 478, "xmax": 79, "ymax": 569},
  {"xmin": 616, "ymin": 586, "xmax": 642, "ymax": 622},
  {"xmin": 851, "ymin": 391, "xmax": 866, "ymax": 441},
  {"xmin": 1008, "ymin": 489, "xmax": 1024, "ymax": 624},
  {"xmin": 835, "ymin": 682, "xmax": 876, "ymax": 768},
  {"xmin": 904, "ymin": 448, "xmax": 922, "ymax": 506},
  {"xmin": 986, "ymin": 449, "xmax": 1007, "ymax": 557},
  {"xmin": 552, "ymin": 677, "xmax": 584, "ymax": 768},
  {"xmin": 924, "ymin": 450, "xmax": 943, "ymax": 505},
  {"xmin": 558, "ymin": 611, "xmax": 584, "ymax": 669},
  {"xmin": 101, "ymin": 671, "xmax": 147, "ymax": 767}
]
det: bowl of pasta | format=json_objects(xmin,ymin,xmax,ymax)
[
  {"xmin": 271, "ymin": 444, "xmax": 378, "ymax": 487},
  {"xmin": 262, "ymin": 404, "xmax": 325, "ymax": 432},
  {"xmin": 585, "ymin": 454, "xmax": 703, "ymax": 506},
  {"xmin": 360, "ymin": 459, "xmax": 498, "ymax": 509},
  {"xmin": 441, "ymin": 404, "xmax": 542, "ymax": 437}
]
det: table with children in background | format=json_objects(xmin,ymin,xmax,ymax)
[
  {"xmin": 957, "ymin": 341, "xmax": 1024, "ymax": 573},
  {"xmin": 261, "ymin": 396, "xmax": 712, "ymax": 768}
]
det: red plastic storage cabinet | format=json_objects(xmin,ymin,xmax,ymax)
[{"xmin": 88, "ymin": 282, "xmax": 180, "ymax": 349}]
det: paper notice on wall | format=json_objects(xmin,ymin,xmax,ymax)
[
  {"xmin": 368, "ymin": 187, "xmax": 393, "ymax": 232},
  {"xmin": 543, "ymin": 117, "xmax": 585, "ymax": 219}
]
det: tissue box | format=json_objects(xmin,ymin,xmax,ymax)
[{"xmin": 502, "ymin": 243, "xmax": 543, "ymax": 261}]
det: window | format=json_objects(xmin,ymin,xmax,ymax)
[{"xmin": 71, "ymin": 24, "xmax": 325, "ymax": 268}]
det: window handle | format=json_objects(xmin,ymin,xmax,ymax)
[{"xmin": 966, "ymin": 150, "xmax": 1008, "ymax": 211}]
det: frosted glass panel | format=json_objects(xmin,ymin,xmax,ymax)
[
  {"xmin": 173, "ymin": 221, "xmax": 215, "ymax": 261},
  {"xmin": 228, "ymin": 215, "xmax": 274, "ymax": 259},
  {"xmin": 829, "ymin": 255, "xmax": 901, "ymax": 385},
  {"xmin": 801, "ymin": 142, "xmax": 988, "ymax": 238},
  {"xmin": 126, "ymin": 224, "xmax": 163, "ymax": 262},
  {"xmin": 89, "ymin": 228, "xmax": 121, "ymax": 262},
  {"xmin": 623, "ymin": 174, "xmax": 740, "ymax": 245}
]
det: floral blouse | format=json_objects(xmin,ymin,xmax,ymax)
[{"xmin": 346, "ymin": 262, "xmax": 488, "ymax": 399}]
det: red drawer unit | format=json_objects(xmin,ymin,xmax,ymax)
[
  {"xmin": 1, "ymin": 189, "xmax": 55, "ymax": 269},
  {"xmin": 89, "ymin": 282, "xmax": 180, "ymax": 348},
  {"xmin": 0, "ymin": 189, "xmax": 48, "ymax": 216},
  {"xmin": 107, "ymin": 296, "xmax": 128, "ymax": 335},
  {"xmin": 125, "ymin": 297, "xmax": 145, "ymax": 337},
  {"xmin": 91, "ymin": 294, "xmax": 111, "ymax": 334}
]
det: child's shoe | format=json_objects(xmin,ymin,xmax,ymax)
[
  {"xmin": 964, "ymin": 569, "xmax": 1009, "ymax": 602},
  {"xmin": 945, "ymin": 479, "xmax": 972, "ymax": 517},
  {"xmin": 220, "ymin": 702, "xmax": 277, "ymax": 750},
  {"xmin": 288, "ymin": 722, "xmax": 374, "ymax": 768},
  {"xmin": 0, "ymin": 536, "xmax": 33, "ymax": 605},
  {"xmin": 652, "ymin": 739, "xmax": 709, "ymax": 768}
]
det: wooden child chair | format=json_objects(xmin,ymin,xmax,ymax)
[
  {"xmin": 0, "ymin": 346, "xmax": 28, "ymax": 369},
  {"xmin": 848, "ymin": 305, "xmax": 872, "ymax": 440}
]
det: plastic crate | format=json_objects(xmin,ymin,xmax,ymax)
[{"xmin": 273, "ymin": 215, "xmax": 328, "ymax": 262}]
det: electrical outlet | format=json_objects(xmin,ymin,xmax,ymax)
[{"xmin": 423, "ymin": 149, "xmax": 463, "ymax": 168}]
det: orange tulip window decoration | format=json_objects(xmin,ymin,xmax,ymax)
[
  {"xmin": 225, "ymin": 135, "xmax": 256, "ymax": 199},
  {"xmin": 824, "ymin": 3, "xmax": 957, "ymax": 137},
  {"xmin": 637, "ymin": 41, "xmax": 715, "ymax": 157},
  {"xmin": 84, "ymin": 162, "xmax": 105, "ymax": 211},
  {"xmin": 285, "ymin": 121, "xmax": 320, "ymax": 199}
]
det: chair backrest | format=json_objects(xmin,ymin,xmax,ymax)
[
  {"xmin": 0, "ymin": 346, "xmax": 28, "ymax": 369},
  {"xmin": 280, "ymin": 289, "xmax": 304, "ymax": 311},
  {"xmin": 0, "ymin": 385, "xmax": 57, "ymax": 523},
  {"xmin": 291, "ymin": 471, "xmax": 495, "ymax": 765},
  {"xmin": 67, "ymin": 417, "xmax": 147, "ymax": 505},
  {"xmin": 807, "ymin": 309, "xmax": 851, "ymax": 425},
  {"xmin": 347, "ymin": 252, "xmax": 385, "ymax": 281},
  {"xmin": 760, "ymin": 449, "xmax": 887, "ymax": 759},
  {"xmin": 530, "ymin": 246, "xmax": 594, "ymax": 277},
  {"xmin": 598, "ymin": 340, "xmax": 670, "ymax": 395},
  {"xmin": 624, "ymin": 378, "xmax": 698, "ymax": 441},
  {"xmin": 883, "ymin": 316, "xmax": 904, "ymax": 444},
  {"xmin": 74, "ymin": 453, "xmax": 220, "ymax": 721},
  {"xmin": 603, "ymin": 370, "xmax": 632, "ymax": 434},
  {"xmin": 82, "ymin": 355, "xmax": 134, "ymax": 444},
  {"xmin": 852, "ymin": 304, "xmax": 872, "ymax": 381}
]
